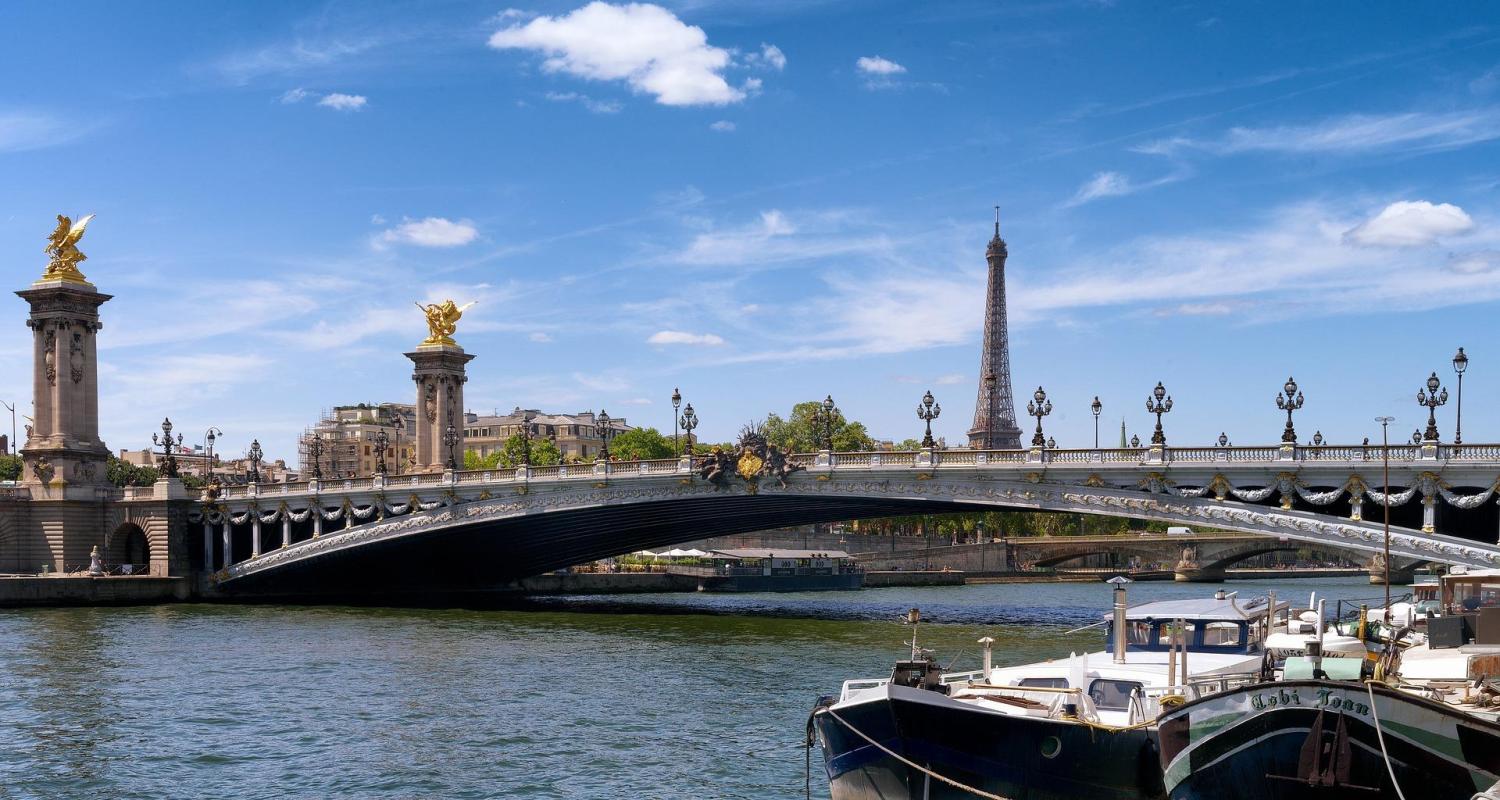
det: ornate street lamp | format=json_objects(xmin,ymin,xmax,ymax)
[
  {"xmin": 152, "ymin": 417, "xmax": 182, "ymax": 478},
  {"xmin": 1417, "ymin": 371, "xmax": 1448, "ymax": 443},
  {"xmin": 818, "ymin": 395, "xmax": 839, "ymax": 451},
  {"xmin": 204, "ymin": 423, "xmax": 220, "ymax": 480},
  {"xmin": 373, "ymin": 428, "xmax": 389, "ymax": 475},
  {"xmin": 520, "ymin": 410, "xmax": 534, "ymax": 466},
  {"xmin": 1130, "ymin": 434, "xmax": 1141, "ymax": 448},
  {"xmin": 1091, "ymin": 396, "xmax": 1102, "ymax": 449},
  {"xmin": 1045, "ymin": 436, "xmax": 1056, "ymax": 449},
  {"xmin": 443, "ymin": 418, "xmax": 459, "ymax": 471},
  {"xmin": 1453, "ymin": 347, "xmax": 1469, "ymax": 447},
  {"xmin": 1411, "ymin": 429, "xmax": 1422, "ymax": 445},
  {"xmin": 247, "ymin": 439, "xmax": 263, "ymax": 483},
  {"xmin": 1312, "ymin": 431, "xmax": 1324, "ymax": 446},
  {"xmin": 671, "ymin": 387, "xmax": 682, "ymax": 456},
  {"xmin": 679, "ymin": 403, "xmax": 698, "ymax": 456},
  {"xmin": 1217, "ymin": 432, "xmax": 1230, "ymax": 447},
  {"xmin": 1275, "ymin": 376, "xmax": 1304, "ymax": 444},
  {"xmin": 1146, "ymin": 382, "xmax": 1173, "ymax": 446},
  {"xmin": 597, "ymin": 409, "xmax": 611, "ymax": 461},
  {"xmin": 1375, "ymin": 415, "xmax": 1395, "ymax": 609},
  {"xmin": 916, "ymin": 390, "xmax": 941, "ymax": 448},
  {"xmin": 308, "ymin": 434, "xmax": 324, "ymax": 480},
  {"xmin": 984, "ymin": 371, "xmax": 997, "ymax": 450},
  {"xmin": 391, "ymin": 414, "xmax": 405, "ymax": 474},
  {"xmin": 1027, "ymin": 386, "xmax": 1052, "ymax": 447}
]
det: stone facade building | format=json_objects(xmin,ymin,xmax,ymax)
[
  {"xmin": 463, "ymin": 408, "xmax": 630, "ymax": 462},
  {"xmin": 298, "ymin": 403, "xmax": 416, "ymax": 478}
]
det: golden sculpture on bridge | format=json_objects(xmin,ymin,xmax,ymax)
[
  {"xmin": 42, "ymin": 214, "xmax": 95, "ymax": 284},
  {"xmin": 416, "ymin": 299, "xmax": 475, "ymax": 347}
]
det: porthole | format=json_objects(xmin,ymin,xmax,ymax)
[{"xmin": 1040, "ymin": 736, "xmax": 1062, "ymax": 759}]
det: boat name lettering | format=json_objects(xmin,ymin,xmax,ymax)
[{"xmin": 1248, "ymin": 688, "xmax": 1368, "ymax": 717}]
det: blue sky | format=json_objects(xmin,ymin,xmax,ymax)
[{"xmin": 3, "ymin": 1, "xmax": 1499, "ymax": 463}]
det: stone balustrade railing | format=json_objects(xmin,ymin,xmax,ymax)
[{"xmin": 179, "ymin": 441, "xmax": 1500, "ymax": 503}]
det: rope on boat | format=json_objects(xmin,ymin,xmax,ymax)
[
  {"xmin": 1367, "ymin": 681, "xmax": 1409, "ymax": 800},
  {"xmin": 820, "ymin": 708, "xmax": 1012, "ymax": 800}
]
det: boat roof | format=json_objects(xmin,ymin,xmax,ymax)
[
  {"xmin": 708, "ymin": 548, "xmax": 850, "ymax": 559},
  {"xmin": 987, "ymin": 649, "xmax": 1264, "ymax": 683},
  {"xmin": 1110, "ymin": 597, "xmax": 1270, "ymax": 622}
]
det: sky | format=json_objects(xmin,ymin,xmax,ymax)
[{"xmin": 3, "ymin": 1, "xmax": 1499, "ymax": 463}]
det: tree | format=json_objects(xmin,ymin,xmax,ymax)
[
  {"xmin": 0, "ymin": 454, "xmax": 21, "ymax": 482},
  {"xmin": 465, "ymin": 434, "xmax": 562, "ymax": 470},
  {"xmin": 895, "ymin": 438, "xmax": 923, "ymax": 451},
  {"xmin": 105, "ymin": 454, "xmax": 158, "ymax": 487},
  {"xmin": 608, "ymin": 427, "xmax": 676, "ymax": 461},
  {"xmin": 760, "ymin": 401, "xmax": 877, "ymax": 452}
]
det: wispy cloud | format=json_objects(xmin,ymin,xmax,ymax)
[
  {"xmin": 1138, "ymin": 109, "xmax": 1500, "ymax": 157},
  {"xmin": 489, "ymin": 2, "xmax": 762, "ymax": 107},
  {"xmin": 376, "ymin": 217, "xmax": 479, "ymax": 248},
  {"xmin": 709, "ymin": 120, "xmax": 736, "ymax": 132},
  {"xmin": 674, "ymin": 209, "xmax": 893, "ymax": 267},
  {"xmin": 856, "ymin": 56, "xmax": 906, "ymax": 76},
  {"xmin": 0, "ymin": 111, "xmax": 85, "ymax": 153},
  {"xmin": 544, "ymin": 91, "xmax": 623, "ymax": 114},
  {"xmin": 318, "ymin": 93, "xmax": 367, "ymax": 111},
  {"xmin": 217, "ymin": 36, "xmax": 385, "ymax": 85},
  {"xmin": 1062, "ymin": 167, "xmax": 1189, "ymax": 207},
  {"xmin": 648, "ymin": 330, "xmax": 725, "ymax": 346}
]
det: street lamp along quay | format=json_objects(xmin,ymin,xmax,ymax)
[
  {"xmin": 679, "ymin": 403, "xmax": 698, "ymax": 457},
  {"xmin": 247, "ymin": 439, "xmax": 263, "ymax": 483},
  {"xmin": 597, "ymin": 409, "xmax": 611, "ymax": 461},
  {"xmin": 671, "ymin": 387, "xmax": 682, "ymax": 457},
  {"xmin": 152, "ymin": 417, "xmax": 182, "ymax": 478},
  {"xmin": 1090, "ymin": 396, "xmax": 1102, "ymax": 449},
  {"xmin": 1146, "ymin": 382, "xmax": 1173, "ymax": 446},
  {"xmin": 1376, "ymin": 415, "xmax": 1395, "ymax": 609},
  {"xmin": 1453, "ymin": 347, "xmax": 1468, "ymax": 447},
  {"xmin": 818, "ymin": 395, "xmax": 839, "ymax": 451},
  {"xmin": 1276, "ymin": 377, "xmax": 1304, "ymax": 444},
  {"xmin": 1027, "ymin": 386, "xmax": 1052, "ymax": 448},
  {"xmin": 1417, "ymin": 371, "xmax": 1448, "ymax": 443}
]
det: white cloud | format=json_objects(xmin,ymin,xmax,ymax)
[
  {"xmin": 0, "ymin": 111, "xmax": 78, "ymax": 153},
  {"xmin": 1343, "ymin": 201, "xmax": 1473, "ymax": 247},
  {"xmin": 619, "ymin": 397, "xmax": 653, "ymax": 406},
  {"xmin": 1139, "ymin": 109, "xmax": 1500, "ymax": 156},
  {"xmin": 573, "ymin": 372, "xmax": 631, "ymax": 392},
  {"xmin": 648, "ymin": 330, "xmax": 725, "ymax": 345},
  {"xmin": 317, "ymin": 93, "xmax": 367, "ymax": 111},
  {"xmin": 215, "ymin": 37, "xmax": 383, "ymax": 85},
  {"xmin": 1450, "ymin": 251, "xmax": 1499, "ymax": 275},
  {"xmin": 758, "ymin": 43, "xmax": 786, "ymax": 71},
  {"xmin": 1063, "ymin": 168, "xmax": 1190, "ymax": 208},
  {"xmin": 545, "ymin": 91, "xmax": 623, "ymax": 114},
  {"xmin": 488, "ymin": 2, "xmax": 748, "ymax": 106},
  {"xmin": 709, "ymin": 120, "xmax": 735, "ymax": 132},
  {"xmin": 856, "ymin": 56, "xmax": 906, "ymax": 75},
  {"xmin": 934, "ymin": 373, "xmax": 965, "ymax": 385},
  {"xmin": 280, "ymin": 87, "xmax": 312, "ymax": 104},
  {"xmin": 675, "ymin": 209, "xmax": 892, "ymax": 268},
  {"xmin": 378, "ymin": 217, "xmax": 479, "ymax": 248},
  {"xmin": 1156, "ymin": 302, "xmax": 1235, "ymax": 317},
  {"xmin": 529, "ymin": 332, "xmax": 554, "ymax": 342}
]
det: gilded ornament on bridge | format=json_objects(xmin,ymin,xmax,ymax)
[
  {"xmin": 1208, "ymin": 473, "xmax": 1232, "ymax": 501},
  {"xmin": 698, "ymin": 424, "xmax": 804, "ymax": 491},
  {"xmin": 42, "ymin": 214, "xmax": 95, "ymax": 284},
  {"xmin": 416, "ymin": 299, "xmax": 475, "ymax": 347}
]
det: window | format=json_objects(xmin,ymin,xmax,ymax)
[
  {"xmin": 1089, "ymin": 679, "xmax": 1143, "ymax": 710},
  {"xmin": 1156, "ymin": 621, "xmax": 1195, "ymax": 645},
  {"xmin": 1125, "ymin": 621, "xmax": 1153, "ymax": 645},
  {"xmin": 364, "ymin": 446, "xmax": 370, "ymax": 456},
  {"xmin": 1017, "ymin": 677, "xmax": 1069, "ymax": 689},
  {"xmin": 1203, "ymin": 622, "xmax": 1243, "ymax": 646}
]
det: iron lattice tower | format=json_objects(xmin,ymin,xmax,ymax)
[{"xmin": 968, "ymin": 210, "xmax": 1023, "ymax": 449}]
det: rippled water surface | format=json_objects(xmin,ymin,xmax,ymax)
[{"xmin": 0, "ymin": 577, "xmax": 1385, "ymax": 798}]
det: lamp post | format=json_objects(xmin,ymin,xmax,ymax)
[
  {"xmin": 1276, "ymin": 376, "xmax": 1304, "ymax": 443},
  {"xmin": 1146, "ymin": 382, "xmax": 1173, "ymax": 446},
  {"xmin": 373, "ymin": 428, "xmax": 389, "ymax": 475},
  {"xmin": 443, "ymin": 416, "xmax": 458, "ymax": 471},
  {"xmin": 679, "ymin": 403, "xmax": 697, "ymax": 456},
  {"xmin": 247, "ymin": 439, "xmax": 263, "ymax": 483},
  {"xmin": 671, "ymin": 387, "xmax": 681, "ymax": 456},
  {"xmin": 1453, "ymin": 347, "xmax": 1468, "ymax": 447},
  {"xmin": 204, "ymin": 426, "xmax": 223, "ymax": 481},
  {"xmin": 152, "ymin": 417, "xmax": 182, "ymax": 478},
  {"xmin": 597, "ymin": 410, "xmax": 611, "ymax": 461},
  {"xmin": 984, "ymin": 371, "xmax": 997, "ymax": 449},
  {"xmin": 819, "ymin": 395, "xmax": 838, "ymax": 451},
  {"xmin": 1376, "ymin": 415, "xmax": 1395, "ymax": 609},
  {"xmin": 308, "ymin": 434, "xmax": 324, "ymax": 480},
  {"xmin": 917, "ymin": 390, "xmax": 941, "ymax": 448},
  {"xmin": 392, "ymin": 414, "xmax": 405, "ymax": 474},
  {"xmin": 1027, "ymin": 386, "xmax": 1052, "ymax": 447},
  {"xmin": 1417, "ymin": 371, "xmax": 1448, "ymax": 443},
  {"xmin": 520, "ymin": 410, "xmax": 534, "ymax": 466},
  {"xmin": 1091, "ymin": 396, "xmax": 1102, "ymax": 449},
  {"xmin": 1, "ymin": 400, "xmax": 14, "ymax": 455}
]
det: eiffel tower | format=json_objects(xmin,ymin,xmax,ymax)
[{"xmin": 968, "ymin": 208, "xmax": 1023, "ymax": 449}]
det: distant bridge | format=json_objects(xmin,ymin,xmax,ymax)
[{"xmin": 147, "ymin": 441, "xmax": 1500, "ymax": 595}]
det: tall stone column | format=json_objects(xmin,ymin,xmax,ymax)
[
  {"xmin": 406, "ymin": 343, "xmax": 474, "ymax": 472},
  {"xmin": 16, "ymin": 268, "xmax": 111, "ymax": 495}
]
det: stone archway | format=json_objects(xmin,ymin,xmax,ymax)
[{"xmin": 108, "ymin": 523, "xmax": 150, "ymax": 573}]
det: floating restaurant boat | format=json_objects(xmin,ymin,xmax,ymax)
[{"xmin": 808, "ymin": 580, "xmax": 1283, "ymax": 800}]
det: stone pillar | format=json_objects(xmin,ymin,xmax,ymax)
[
  {"xmin": 221, "ymin": 521, "xmax": 232, "ymax": 569},
  {"xmin": 281, "ymin": 516, "xmax": 291, "ymax": 548},
  {"xmin": 251, "ymin": 515, "xmax": 262, "ymax": 558},
  {"xmin": 202, "ymin": 522, "xmax": 213, "ymax": 572},
  {"xmin": 405, "ymin": 343, "xmax": 474, "ymax": 472},
  {"xmin": 16, "ymin": 277, "xmax": 111, "ymax": 496},
  {"xmin": 313, "ymin": 506, "xmax": 323, "ymax": 538}
]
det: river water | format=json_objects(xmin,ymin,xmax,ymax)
[{"xmin": 0, "ymin": 577, "xmax": 1387, "ymax": 799}]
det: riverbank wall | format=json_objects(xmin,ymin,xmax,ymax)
[
  {"xmin": 0, "ymin": 575, "xmax": 192, "ymax": 607},
  {"xmin": 863, "ymin": 570, "xmax": 966, "ymax": 587}
]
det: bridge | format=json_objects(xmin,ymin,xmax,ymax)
[{"xmin": 164, "ymin": 440, "xmax": 1500, "ymax": 596}]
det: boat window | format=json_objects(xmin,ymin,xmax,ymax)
[
  {"xmin": 1155, "ymin": 622, "xmax": 1195, "ymax": 645},
  {"xmin": 1202, "ymin": 622, "xmax": 1243, "ymax": 646},
  {"xmin": 1452, "ymin": 582, "xmax": 1500, "ymax": 612},
  {"xmin": 1089, "ymin": 679, "xmax": 1142, "ymax": 710},
  {"xmin": 1124, "ymin": 621, "xmax": 1152, "ymax": 645},
  {"xmin": 1017, "ymin": 677, "xmax": 1069, "ymax": 689}
]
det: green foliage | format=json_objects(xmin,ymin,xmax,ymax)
[
  {"xmin": 608, "ymin": 427, "xmax": 676, "ymax": 461},
  {"xmin": 760, "ymin": 401, "xmax": 876, "ymax": 453},
  {"xmin": 464, "ymin": 434, "xmax": 561, "ymax": 470},
  {"xmin": 105, "ymin": 454, "xmax": 158, "ymax": 487},
  {"xmin": 0, "ymin": 454, "xmax": 21, "ymax": 482},
  {"xmin": 895, "ymin": 438, "xmax": 924, "ymax": 451}
]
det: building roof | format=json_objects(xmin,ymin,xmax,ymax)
[
  {"xmin": 1112, "ymin": 597, "xmax": 1272, "ymax": 622},
  {"xmin": 709, "ymin": 548, "xmax": 850, "ymax": 560}
]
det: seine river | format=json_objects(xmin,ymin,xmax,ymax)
[{"xmin": 0, "ymin": 577, "xmax": 1386, "ymax": 799}]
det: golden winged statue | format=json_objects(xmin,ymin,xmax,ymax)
[
  {"xmin": 416, "ymin": 299, "xmax": 476, "ymax": 346},
  {"xmin": 42, "ymin": 214, "xmax": 95, "ymax": 283}
]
